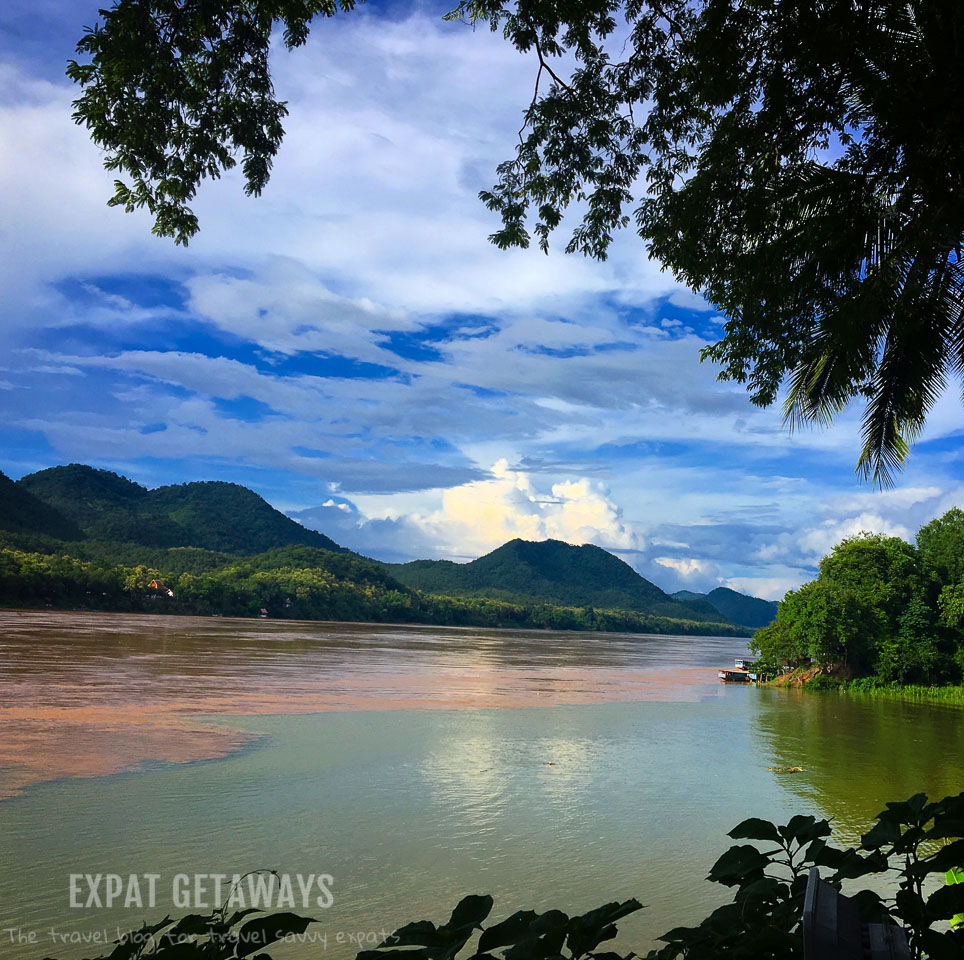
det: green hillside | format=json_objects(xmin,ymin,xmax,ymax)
[
  {"xmin": 0, "ymin": 463, "xmax": 748, "ymax": 636},
  {"xmin": 146, "ymin": 480, "xmax": 345, "ymax": 554},
  {"xmin": 387, "ymin": 538, "xmax": 729, "ymax": 623},
  {"xmin": 0, "ymin": 470, "xmax": 81, "ymax": 540},
  {"xmin": 673, "ymin": 587, "xmax": 778, "ymax": 629},
  {"xmin": 16, "ymin": 464, "xmax": 344, "ymax": 555},
  {"xmin": 0, "ymin": 534, "xmax": 747, "ymax": 637}
]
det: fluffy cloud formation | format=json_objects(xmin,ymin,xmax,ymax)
[
  {"xmin": 294, "ymin": 459, "xmax": 644, "ymax": 562},
  {"xmin": 655, "ymin": 557, "xmax": 712, "ymax": 578}
]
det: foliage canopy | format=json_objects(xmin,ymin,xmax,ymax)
[{"xmin": 752, "ymin": 511, "xmax": 964, "ymax": 684}]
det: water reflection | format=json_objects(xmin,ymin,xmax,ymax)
[{"xmin": 752, "ymin": 686, "xmax": 964, "ymax": 842}]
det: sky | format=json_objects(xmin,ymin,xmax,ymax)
[{"xmin": 1, "ymin": 1, "xmax": 963, "ymax": 600}]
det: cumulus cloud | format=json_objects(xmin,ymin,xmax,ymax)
[
  {"xmin": 654, "ymin": 557, "xmax": 712, "ymax": 578},
  {"xmin": 396, "ymin": 458, "xmax": 644, "ymax": 559},
  {"xmin": 293, "ymin": 459, "xmax": 645, "ymax": 563},
  {"xmin": 723, "ymin": 576, "xmax": 802, "ymax": 602}
]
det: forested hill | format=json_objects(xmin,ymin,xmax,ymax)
[
  {"xmin": 0, "ymin": 464, "xmax": 749, "ymax": 636},
  {"xmin": 673, "ymin": 587, "xmax": 779, "ymax": 629},
  {"xmin": 0, "ymin": 470, "xmax": 82, "ymax": 540},
  {"xmin": 14, "ymin": 464, "xmax": 344, "ymax": 555},
  {"xmin": 385, "ymin": 538, "xmax": 729, "ymax": 624}
]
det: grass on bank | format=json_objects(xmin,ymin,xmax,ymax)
[{"xmin": 773, "ymin": 671, "xmax": 964, "ymax": 703}]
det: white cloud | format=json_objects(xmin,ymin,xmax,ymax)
[
  {"xmin": 723, "ymin": 576, "xmax": 799, "ymax": 602},
  {"xmin": 392, "ymin": 458, "xmax": 645, "ymax": 559},
  {"xmin": 757, "ymin": 513, "xmax": 913, "ymax": 566},
  {"xmin": 186, "ymin": 260, "xmax": 421, "ymax": 365},
  {"xmin": 654, "ymin": 557, "xmax": 711, "ymax": 578},
  {"xmin": 292, "ymin": 459, "xmax": 646, "ymax": 563},
  {"xmin": 0, "ymin": 9, "xmax": 693, "ymax": 339}
]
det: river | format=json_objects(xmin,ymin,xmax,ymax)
[{"xmin": 0, "ymin": 611, "xmax": 961, "ymax": 959}]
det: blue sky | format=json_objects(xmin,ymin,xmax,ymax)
[{"xmin": 2, "ymin": 0, "xmax": 963, "ymax": 598}]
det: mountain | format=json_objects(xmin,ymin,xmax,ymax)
[
  {"xmin": 145, "ymin": 481, "xmax": 345, "ymax": 554},
  {"xmin": 0, "ymin": 463, "xmax": 751, "ymax": 635},
  {"xmin": 2, "ymin": 463, "xmax": 764, "ymax": 634},
  {"xmin": 673, "ymin": 587, "xmax": 778, "ymax": 629},
  {"xmin": 0, "ymin": 470, "xmax": 81, "ymax": 540},
  {"xmin": 14, "ymin": 464, "xmax": 345, "ymax": 555},
  {"xmin": 386, "ymin": 538, "xmax": 732, "ymax": 623}
]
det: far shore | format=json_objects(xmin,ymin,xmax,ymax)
[{"xmin": 0, "ymin": 604, "xmax": 752, "ymax": 638}]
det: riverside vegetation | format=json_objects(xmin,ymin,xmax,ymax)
[
  {"xmin": 51, "ymin": 790, "xmax": 964, "ymax": 960},
  {"xmin": 752, "ymin": 509, "xmax": 964, "ymax": 691}
]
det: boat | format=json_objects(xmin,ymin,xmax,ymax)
[{"xmin": 718, "ymin": 658, "xmax": 751, "ymax": 682}]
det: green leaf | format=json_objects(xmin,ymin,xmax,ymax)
[
  {"xmin": 861, "ymin": 818, "xmax": 902, "ymax": 849},
  {"xmin": 778, "ymin": 814, "xmax": 829, "ymax": 845},
  {"xmin": 448, "ymin": 895, "xmax": 494, "ymax": 930},
  {"xmin": 236, "ymin": 912, "xmax": 316, "ymax": 958},
  {"xmin": 926, "ymin": 820, "xmax": 964, "ymax": 841},
  {"xmin": 733, "ymin": 876, "xmax": 784, "ymax": 904},
  {"xmin": 927, "ymin": 883, "xmax": 964, "ymax": 921},
  {"xmin": 828, "ymin": 848, "xmax": 888, "ymax": 881},
  {"xmin": 707, "ymin": 845, "xmax": 771, "ymax": 886},
  {"xmin": 566, "ymin": 900, "xmax": 642, "ymax": 958},
  {"xmin": 223, "ymin": 908, "xmax": 261, "ymax": 928},
  {"xmin": 500, "ymin": 910, "xmax": 569, "ymax": 960},
  {"xmin": 391, "ymin": 920, "xmax": 438, "ymax": 947},
  {"xmin": 727, "ymin": 818, "xmax": 783, "ymax": 844},
  {"xmin": 880, "ymin": 794, "xmax": 929, "ymax": 824},
  {"xmin": 478, "ymin": 912, "xmax": 540, "ymax": 952},
  {"xmin": 108, "ymin": 916, "xmax": 173, "ymax": 960},
  {"xmin": 925, "ymin": 839, "xmax": 964, "ymax": 873},
  {"xmin": 917, "ymin": 928, "xmax": 964, "ymax": 960},
  {"xmin": 165, "ymin": 914, "xmax": 214, "ymax": 937}
]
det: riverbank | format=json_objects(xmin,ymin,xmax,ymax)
[{"xmin": 768, "ymin": 669, "xmax": 964, "ymax": 704}]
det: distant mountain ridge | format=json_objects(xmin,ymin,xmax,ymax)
[
  {"xmin": 0, "ymin": 463, "xmax": 770, "ymax": 634},
  {"xmin": 14, "ymin": 464, "xmax": 345, "ymax": 555},
  {"xmin": 386, "ymin": 538, "xmax": 732, "ymax": 624},
  {"xmin": 673, "ymin": 587, "xmax": 778, "ymax": 629}
]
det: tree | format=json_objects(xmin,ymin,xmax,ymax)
[
  {"xmin": 752, "ymin": 519, "xmax": 964, "ymax": 684},
  {"xmin": 917, "ymin": 507, "xmax": 964, "ymax": 588},
  {"xmin": 68, "ymin": 1, "xmax": 964, "ymax": 483},
  {"xmin": 752, "ymin": 580, "xmax": 867, "ymax": 673}
]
